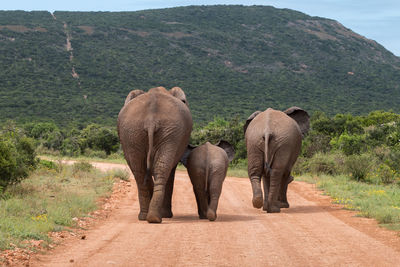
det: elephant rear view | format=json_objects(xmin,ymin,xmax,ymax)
[
  {"xmin": 181, "ymin": 141, "xmax": 235, "ymax": 221},
  {"xmin": 244, "ymin": 107, "xmax": 309, "ymax": 213},
  {"xmin": 118, "ymin": 87, "xmax": 193, "ymax": 223}
]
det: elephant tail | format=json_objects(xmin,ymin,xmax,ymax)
[
  {"xmin": 264, "ymin": 132, "xmax": 274, "ymax": 174},
  {"xmin": 144, "ymin": 123, "xmax": 155, "ymax": 184}
]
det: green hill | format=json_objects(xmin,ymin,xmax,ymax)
[{"xmin": 0, "ymin": 6, "xmax": 399, "ymax": 125}]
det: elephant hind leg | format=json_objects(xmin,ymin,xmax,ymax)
[
  {"xmin": 248, "ymin": 150, "xmax": 265, "ymax": 209},
  {"xmin": 161, "ymin": 165, "xmax": 176, "ymax": 218},
  {"xmin": 193, "ymin": 186, "xmax": 208, "ymax": 219},
  {"xmin": 262, "ymin": 173, "xmax": 270, "ymax": 211},
  {"xmin": 134, "ymin": 173, "xmax": 154, "ymax": 221},
  {"xmin": 279, "ymin": 173, "xmax": 292, "ymax": 208},
  {"xmin": 207, "ymin": 174, "xmax": 224, "ymax": 221},
  {"xmin": 266, "ymin": 168, "xmax": 284, "ymax": 213},
  {"xmin": 146, "ymin": 147, "xmax": 178, "ymax": 223}
]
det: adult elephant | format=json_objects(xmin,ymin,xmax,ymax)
[
  {"xmin": 244, "ymin": 107, "xmax": 309, "ymax": 213},
  {"xmin": 118, "ymin": 86, "xmax": 193, "ymax": 223}
]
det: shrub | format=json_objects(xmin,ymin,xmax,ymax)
[
  {"xmin": 0, "ymin": 140, "xmax": 17, "ymax": 190},
  {"xmin": 0, "ymin": 124, "xmax": 37, "ymax": 190},
  {"xmin": 344, "ymin": 154, "xmax": 374, "ymax": 181},
  {"xmin": 108, "ymin": 168, "xmax": 130, "ymax": 181},
  {"xmin": 38, "ymin": 159, "xmax": 58, "ymax": 170},
  {"xmin": 307, "ymin": 152, "xmax": 339, "ymax": 175},
  {"xmin": 83, "ymin": 148, "xmax": 107, "ymax": 159},
  {"xmin": 79, "ymin": 124, "xmax": 119, "ymax": 155},
  {"xmin": 370, "ymin": 163, "xmax": 398, "ymax": 184},
  {"xmin": 292, "ymin": 156, "xmax": 308, "ymax": 175},
  {"xmin": 61, "ymin": 136, "xmax": 81, "ymax": 156},
  {"xmin": 72, "ymin": 161, "xmax": 93, "ymax": 174},
  {"xmin": 190, "ymin": 116, "xmax": 246, "ymax": 162},
  {"xmin": 385, "ymin": 149, "xmax": 400, "ymax": 173},
  {"xmin": 301, "ymin": 132, "xmax": 332, "ymax": 158},
  {"xmin": 330, "ymin": 133, "xmax": 366, "ymax": 156}
]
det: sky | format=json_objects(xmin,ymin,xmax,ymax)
[{"xmin": 2, "ymin": 1, "xmax": 399, "ymax": 56}]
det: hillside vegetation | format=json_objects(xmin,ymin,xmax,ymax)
[{"xmin": 0, "ymin": 6, "xmax": 400, "ymax": 125}]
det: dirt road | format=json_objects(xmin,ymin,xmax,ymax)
[{"xmin": 32, "ymin": 162, "xmax": 400, "ymax": 266}]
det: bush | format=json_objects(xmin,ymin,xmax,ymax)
[
  {"xmin": 79, "ymin": 124, "xmax": 119, "ymax": 155},
  {"xmin": 83, "ymin": 148, "xmax": 107, "ymax": 159},
  {"xmin": 0, "ymin": 140, "xmax": 17, "ymax": 190},
  {"xmin": 72, "ymin": 161, "xmax": 93, "ymax": 174},
  {"xmin": 61, "ymin": 136, "xmax": 81, "ymax": 156},
  {"xmin": 108, "ymin": 168, "xmax": 130, "ymax": 181},
  {"xmin": 190, "ymin": 117, "xmax": 246, "ymax": 162},
  {"xmin": 0, "ymin": 124, "xmax": 37, "ymax": 190},
  {"xmin": 292, "ymin": 156, "xmax": 308, "ymax": 175},
  {"xmin": 369, "ymin": 163, "xmax": 398, "ymax": 184},
  {"xmin": 301, "ymin": 132, "xmax": 332, "ymax": 158},
  {"xmin": 38, "ymin": 159, "xmax": 58, "ymax": 170},
  {"xmin": 307, "ymin": 152, "xmax": 343, "ymax": 175},
  {"xmin": 330, "ymin": 133, "xmax": 366, "ymax": 156},
  {"xmin": 344, "ymin": 154, "xmax": 374, "ymax": 181}
]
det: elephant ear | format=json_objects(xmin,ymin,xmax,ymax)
[
  {"xmin": 284, "ymin": 106, "xmax": 310, "ymax": 137},
  {"xmin": 243, "ymin": 111, "xmax": 262, "ymax": 134},
  {"xmin": 215, "ymin": 140, "xmax": 235, "ymax": 163},
  {"xmin": 124, "ymin": 89, "xmax": 145, "ymax": 105},
  {"xmin": 169, "ymin": 87, "xmax": 188, "ymax": 106},
  {"xmin": 180, "ymin": 144, "xmax": 197, "ymax": 168}
]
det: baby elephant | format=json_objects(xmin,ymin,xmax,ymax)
[{"xmin": 181, "ymin": 140, "xmax": 235, "ymax": 221}]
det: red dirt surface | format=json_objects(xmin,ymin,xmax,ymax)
[{"xmin": 27, "ymin": 162, "xmax": 400, "ymax": 266}]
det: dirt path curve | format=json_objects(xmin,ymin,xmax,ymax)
[{"xmin": 31, "ymin": 162, "xmax": 400, "ymax": 266}]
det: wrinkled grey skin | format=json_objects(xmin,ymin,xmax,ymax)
[
  {"xmin": 118, "ymin": 86, "xmax": 193, "ymax": 223},
  {"xmin": 181, "ymin": 141, "xmax": 235, "ymax": 221},
  {"xmin": 244, "ymin": 107, "xmax": 309, "ymax": 213}
]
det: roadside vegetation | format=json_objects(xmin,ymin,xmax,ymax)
[
  {"xmin": 0, "ymin": 159, "xmax": 127, "ymax": 251},
  {"xmin": 294, "ymin": 110, "xmax": 400, "ymax": 230},
  {"xmin": 0, "ymin": 123, "xmax": 129, "ymax": 252}
]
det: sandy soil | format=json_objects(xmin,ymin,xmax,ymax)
[{"xmin": 30, "ymin": 162, "xmax": 400, "ymax": 266}]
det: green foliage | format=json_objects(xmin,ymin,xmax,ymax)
[
  {"xmin": 1, "ymin": 7, "xmax": 400, "ymax": 126},
  {"xmin": 368, "ymin": 163, "xmax": 398, "ymax": 185},
  {"xmin": 297, "ymin": 152, "xmax": 345, "ymax": 175},
  {"xmin": 72, "ymin": 161, "xmax": 93, "ymax": 174},
  {"xmin": 190, "ymin": 117, "xmax": 246, "ymax": 163},
  {"xmin": 295, "ymin": 110, "xmax": 400, "ymax": 187},
  {"xmin": 0, "ymin": 123, "xmax": 37, "ymax": 190},
  {"xmin": 301, "ymin": 132, "xmax": 332, "ymax": 158},
  {"xmin": 330, "ymin": 133, "xmax": 366, "ymax": 155},
  {"xmin": 79, "ymin": 124, "xmax": 119, "ymax": 155},
  {"xmin": 108, "ymin": 168, "xmax": 130, "ymax": 181},
  {"xmin": 38, "ymin": 159, "xmax": 58, "ymax": 170},
  {"xmin": 344, "ymin": 154, "xmax": 374, "ymax": 182}
]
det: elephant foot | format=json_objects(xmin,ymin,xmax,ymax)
[
  {"xmin": 262, "ymin": 201, "xmax": 268, "ymax": 211},
  {"xmin": 138, "ymin": 212, "xmax": 148, "ymax": 221},
  {"xmin": 280, "ymin": 201, "xmax": 290, "ymax": 208},
  {"xmin": 207, "ymin": 209, "xmax": 217, "ymax": 221},
  {"xmin": 252, "ymin": 195, "xmax": 263, "ymax": 209},
  {"xmin": 199, "ymin": 213, "xmax": 208, "ymax": 219},
  {"xmin": 266, "ymin": 203, "xmax": 281, "ymax": 213},
  {"xmin": 146, "ymin": 211, "xmax": 162, "ymax": 223},
  {"xmin": 161, "ymin": 209, "xmax": 173, "ymax": 218}
]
